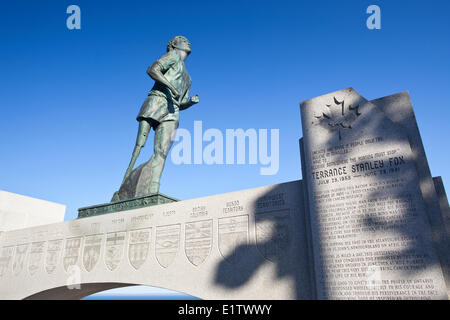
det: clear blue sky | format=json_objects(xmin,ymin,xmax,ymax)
[{"xmin": 1, "ymin": 0, "xmax": 449, "ymax": 224}]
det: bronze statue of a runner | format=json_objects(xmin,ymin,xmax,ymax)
[{"xmin": 112, "ymin": 36, "xmax": 199, "ymax": 201}]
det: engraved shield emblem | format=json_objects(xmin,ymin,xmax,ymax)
[
  {"xmin": 83, "ymin": 235, "xmax": 103, "ymax": 272},
  {"xmin": 12, "ymin": 244, "xmax": 29, "ymax": 276},
  {"xmin": 255, "ymin": 210, "xmax": 291, "ymax": 262},
  {"xmin": 155, "ymin": 224, "xmax": 180, "ymax": 268},
  {"xmin": 185, "ymin": 220, "xmax": 212, "ymax": 266},
  {"xmin": 46, "ymin": 239, "xmax": 63, "ymax": 274},
  {"xmin": 28, "ymin": 242, "xmax": 45, "ymax": 276},
  {"xmin": 63, "ymin": 237, "xmax": 82, "ymax": 272},
  {"xmin": 128, "ymin": 228, "xmax": 152, "ymax": 270},
  {"xmin": 218, "ymin": 215, "xmax": 249, "ymax": 264},
  {"xmin": 105, "ymin": 232, "xmax": 126, "ymax": 271},
  {"xmin": 0, "ymin": 246, "xmax": 14, "ymax": 278}
]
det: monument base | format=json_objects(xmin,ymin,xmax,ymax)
[{"xmin": 77, "ymin": 193, "xmax": 178, "ymax": 219}]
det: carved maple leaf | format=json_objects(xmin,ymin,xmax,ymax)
[{"xmin": 315, "ymin": 97, "xmax": 361, "ymax": 140}]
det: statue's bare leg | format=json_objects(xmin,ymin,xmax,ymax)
[
  {"xmin": 147, "ymin": 120, "xmax": 178, "ymax": 194},
  {"xmin": 121, "ymin": 120, "xmax": 151, "ymax": 185}
]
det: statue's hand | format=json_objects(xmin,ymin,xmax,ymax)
[
  {"xmin": 189, "ymin": 95, "xmax": 199, "ymax": 105},
  {"xmin": 179, "ymin": 94, "xmax": 199, "ymax": 110}
]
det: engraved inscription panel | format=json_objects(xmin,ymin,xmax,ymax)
[
  {"xmin": 83, "ymin": 235, "xmax": 103, "ymax": 272},
  {"xmin": 128, "ymin": 228, "xmax": 152, "ymax": 270},
  {"xmin": 0, "ymin": 246, "xmax": 14, "ymax": 278},
  {"xmin": 105, "ymin": 232, "xmax": 126, "ymax": 271},
  {"xmin": 63, "ymin": 237, "xmax": 82, "ymax": 272},
  {"xmin": 13, "ymin": 244, "xmax": 29, "ymax": 276},
  {"xmin": 255, "ymin": 209, "xmax": 291, "ymax": 262},
  {"xmin": 28, "ymin": 241, "xmax": 45, "ymax": 275},
  {"xmin": 308, "ymin": 140, "xmax": 447, "ymax": 298},
  {"xmin": 301, "ymin": 89, "xmax": 449, "ymax": 299},
  {"xmin": 185, "ymin": 220, "xmax": 212, "ymax": 266},
  {"xmin": 46, "ymin": 239, "xmax": 63, "ymax": 274},
  {"xmin": 218, "ymin": 215, "xmax": 249, "ymax": 264},
  {"xmin": 155, "ymin": 224, "xmax": 180, "ymax": 268}
]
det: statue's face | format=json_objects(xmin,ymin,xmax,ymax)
[
  {"xmin": 175, "ymin": 40, "xmax": 191, "ymax": 60},
  {"xmin": 178, "ymin": 40, "xmax": 191, "ymax": 54}
]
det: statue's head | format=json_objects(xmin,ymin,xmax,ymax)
[{"xmin": 167, "ymin": 36, "xmax": 191, "ymax": 55}]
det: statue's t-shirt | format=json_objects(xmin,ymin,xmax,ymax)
[{"xmin": 137, "ymin": 50, "xmax": 192, "ymax": 124}]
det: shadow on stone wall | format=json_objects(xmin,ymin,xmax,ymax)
[
  {"xmin": 213, "ymin": 96, "xmax": 449, "ymax": 299},
  {"xmin": 213, "ymin": 182, "xmax": 314, "ymax": 299},
  {"xmin": 311, "ymin": 99, "xmax": 450, "ymax": 298}
]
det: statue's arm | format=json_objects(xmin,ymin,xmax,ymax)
[
  {"xmin": 179, "ymin": 89, "xmax": 199, "ymax": 110},
  {"xmin": 147, "ymin": 62, "xmax": 180, "ymax": 99}
]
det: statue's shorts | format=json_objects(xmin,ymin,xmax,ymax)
[{"xmin": 137, "ymin": 94, "xmax": 179, "ymax": 130}]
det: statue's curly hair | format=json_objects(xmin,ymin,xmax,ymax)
[{"xmin": 167, "ymin": 36, "xmax": 190, "ymax": 52}]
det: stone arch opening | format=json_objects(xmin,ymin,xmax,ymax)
[
  {"xmin": 23, "ymin": 283, "xmax": 201, "ymax": 300},
  {"xmin": 24, "ymin": 283, "xmax": 134, "ymax": 300},
  {"xmin": 83, "ymin": 284, "xmax": 200, "ymax": 300}
]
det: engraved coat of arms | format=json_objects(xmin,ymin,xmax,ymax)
[
  {"xmin": 83, "ymin": 235, "xmax": 103, "ymax": 272},
  {"xmin": 155, "ymin": 225, "xmax": 180, "ymax": 268},
  {"xmin": 105, "ymin": 232, "xmax": 126, "ymax": 271},
  {"xmin": 218, "ymin": 215, "xmax": 249, "ymax": 264},
  {"xmin": 185, "ymin": 220, "xmax": 212, "ymax": 266},
  {"xmin": 128, "ymin": 228, "xmax": 152, "ymax": 270},
  {"xmin": 255, "ymin": 210, "xmax": 291, "ymax": 262},
  {"xmin": 46, "ymin": 239, "xmax": 63, "ymax": 274}
]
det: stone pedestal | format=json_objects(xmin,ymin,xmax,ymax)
[{"xmin": 77, "ymin": 193, "xmax": 178, "ymax": 219}]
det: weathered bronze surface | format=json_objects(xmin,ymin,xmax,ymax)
[
  {"xmin": 112, "ymin": 36, "xmax": 199, "ymax": 202},
  {"xmin": 78, "ymin": 193, "xmax": 178, "ymax": 218}
]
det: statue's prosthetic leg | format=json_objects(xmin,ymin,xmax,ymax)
[
  {"xmin": 119, "ymin": 119, "xmax": 177, "ymax": 197},
  {"xmin": 121, "ymin": 120, "xmax": 151, "ymax": 185},
  {"xmin": 146, "ymin": 120, "xmax": 178, "ymax": 193}
]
